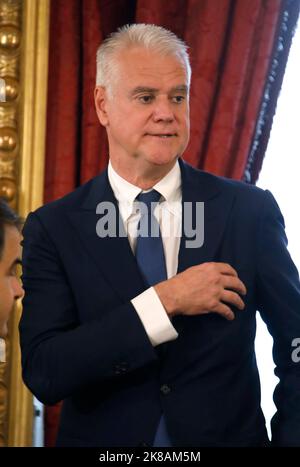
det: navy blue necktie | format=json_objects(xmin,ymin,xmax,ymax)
[
  {"xmin": 135, "ymin": 190, "xmax": 173, "ymax": 447},
  {"xmin": 135, "ymin": 190, "xmax": 167, "ymax": 286}
]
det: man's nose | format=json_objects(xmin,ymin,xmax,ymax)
[{"xmin": 152, "ymin": 98, "xmax": 174, "ymax": 122}]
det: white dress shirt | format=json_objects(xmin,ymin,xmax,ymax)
[{"xmin": 108, "ymin": 160, "xmax": 182, "ymax": 346}]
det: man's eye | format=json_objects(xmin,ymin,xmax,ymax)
[
  {"xmin": 172, "ymin": 95, "xmax": 185, "ymax": 104},
  {"xmin": 9, "ymin": 264, "xmax": 21, "ymax": 277},
  {"xmin": 138, "ymin": 95, "xmax": 154, "ymax": 104}
]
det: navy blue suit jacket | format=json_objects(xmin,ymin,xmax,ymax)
[{"xmin": 19, "ymin": 159, "xmax": 300, "ymax": 446}]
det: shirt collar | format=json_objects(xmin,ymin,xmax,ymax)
[
  {"xmin": 152, "ymin": 160, "xmax": 181, "ymax": 204},
  {"xmin": 108, "ymin": 160, "xmax": 182, "ymax": 221}
]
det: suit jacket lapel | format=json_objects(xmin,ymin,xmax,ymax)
[
  {"xmin": 178, "ymin": 158, "xmax": 236, "ymax": 273},
  {"xmin": 67, "ymin": 170, "xmax": 147, "ymax": 303}
]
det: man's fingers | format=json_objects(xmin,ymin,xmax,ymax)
[
  {"xmin": 193, "ymin": 262, "xmax": 239, "ymax": 278},
  {"xmin": 213, "ymin": 262, "xmax": 238, "ymax": 277},
  {"xmin": 221, "ymin": 290, "xmax": 245, "ymax": 310},
  {"xmin": 222, "ymin": 276, "xmax": 247, "ymax": 296},
  {"xmin": 212, "ymin": 290, "xmax": 245, "ymax": 321},
  {"xmin": 213, "ymin": 303, "xmax": 235, "ymax": 321}
]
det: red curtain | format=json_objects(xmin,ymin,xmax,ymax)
[{"xmin": 44, "ymin": 0, "xmax": 286, "ymax": 446}]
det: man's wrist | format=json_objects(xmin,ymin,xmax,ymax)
[{"xmin": 154, "ymin": 280, "xmax": 179, "ymax": 318}]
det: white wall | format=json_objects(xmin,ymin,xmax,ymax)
[{"xmin": 255, "ymin": 24, "xmax": 300, "ymax": 437}]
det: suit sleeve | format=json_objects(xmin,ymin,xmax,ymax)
[
  {"xmin": 19, "ymin": 212, "xmax": 158, "ymax": 405},
  {"xmin": 256, "ymin": 190, "xmax": 300, "ymax": 446}
]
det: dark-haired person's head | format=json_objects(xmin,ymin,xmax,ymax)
[{"xmin": 0, "ymin": 199, "xmax": 24, "ymax": 338}]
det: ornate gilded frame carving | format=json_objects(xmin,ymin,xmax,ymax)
[{"xmin": 0, "ymin": 0, "xmax": 49, "ymax": 446}]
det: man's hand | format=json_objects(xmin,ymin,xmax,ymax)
[{"xmin": 154, "ymin": 262, "xmax": 247, "ymax": 321}]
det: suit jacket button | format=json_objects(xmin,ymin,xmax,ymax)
[
  {"xmin": 114, "ymin": 362, "xmax": 129, "ymax": 374},
  {"xmin": 160, "ymin": 384, "xmax": 171, "ymax": 395},
  {"xmin": 120, "ymin": 361, "xmax": 129, "ymax": 372}
]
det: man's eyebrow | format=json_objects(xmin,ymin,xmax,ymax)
[
  {"xmin": 129, "ymin": 86, "xmax": 158, "ymax": 96},
  {"xmin": 170, "ymin": 85, "xmax": 189, "ymax": 94},
  {"xmin": 5, "ymin": 258, "xmax": 21, "ymax": 275}
]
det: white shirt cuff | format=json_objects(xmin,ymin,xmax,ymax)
[{"xmin": 131, "ymin": 287, "xmax": 178, "ymax": 346}]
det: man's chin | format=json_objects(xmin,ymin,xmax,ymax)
[{"xmin": 145, "ymin": 153, "xmax": 179, "ymax": 167}]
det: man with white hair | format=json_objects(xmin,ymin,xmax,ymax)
[{"xmin": 20, "ymin": 24, "xmax": 300, "ymax": 447}]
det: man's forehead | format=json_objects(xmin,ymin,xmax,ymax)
[
  {"xmin": 116, "ymin": 47, "xmax": 188, "ymax": 73},
  {"xmin": 0, "ymin": 227, "xmax": 21, "ymax": 270},
  {"xmin": 3, "ymin": 225, "xmax": 22, "ymax": 252},
  {"xmin": 129, "ymin": 85, "xmax": 189, "ymax": 96},
  {"xmin": 108, "ymin": 48, "xmax": 190, "ymax": 96}
]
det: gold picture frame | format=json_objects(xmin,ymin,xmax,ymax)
[{"xmin": 0, "ymin": 0, "xmax": 49, "ymax": 446}]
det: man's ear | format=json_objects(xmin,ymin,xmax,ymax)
[{"xmin": 94, "ymin": 86, "xmax": 109, "ymax": 127}]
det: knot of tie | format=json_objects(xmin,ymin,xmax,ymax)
[{"xmin": 136, "ymin": 189, "xmax": 161, "ymax": 208}]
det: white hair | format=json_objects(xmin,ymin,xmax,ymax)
[{"xmin": 96, "ymin": 23, "xmax": 191, "ymax": 95}]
